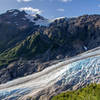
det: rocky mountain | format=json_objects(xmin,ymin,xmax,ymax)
[
  {"xmin": 0, "ymin": 9, "xmax": 49, "ymax": 53},
  {"xmin": 0, "ymin": 9, "xmax": 100, "ymax": 84}
]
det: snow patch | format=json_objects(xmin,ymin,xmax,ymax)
[
  {"xmin": 22, "ymin": 18, "xmax": 27, "ymax": 21},
  {"xmin": 8, "ymin": 9, "xmax": 15, "ymax": 13},
  {"xmin": 51, "ymin": 17, "xmax": 67, "ymax": 22},
  {"xmin": 14, "ymin": 22, "xmax": 19, "ymax": 26},
  {"xmin": 25, "ymin": 15, "xmax": 34, "ymax": 22},
  {"xmin": 13, "ymin": 12, "xmax": 19, "ymax": 16},
  {"xmin": 84, "ymin": 46, "xmax": 88, "ymax": 51},
  {"xmin": 53, "ymin": 17, "xmax": 66, "ymax": 20},
  {"xmin": 25, "ymin": 14, "xmax": 51, "ymax": 26},
  {"xmin": 25, "ymin": 14, "xmax": 68, "ymax": 26}
]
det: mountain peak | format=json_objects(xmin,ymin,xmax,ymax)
[
  {"xmin": 33, "ymin": 14, "xmax": 45, "ymax": 20},
  {"xmin": 25, "ymin": 13, "xmax": 51, "ymax": 26},
  {"xmin": 2, "ymin": 9, "xmax": 27, "ymax": 18},
  {"xmin": 7, "ymin": 9, "xmax": 20, "ymax": 12}
]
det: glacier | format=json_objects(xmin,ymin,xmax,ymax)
[{"xmin": 0, "ymin": 47, "xmax": 100, "ymax": 100}]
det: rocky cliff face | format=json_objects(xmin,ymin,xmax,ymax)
[{"xmin": 0, "ymin": 9, "xmax": 100, "ymax": 84}]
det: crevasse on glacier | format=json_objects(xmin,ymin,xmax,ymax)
[
  {"xmin": 56, "ymin": 56, "xmax": 100, "ymax": 88},
  {"xmin": 0, "ymin": 56, "xmax": 100, "ymax": 100}
]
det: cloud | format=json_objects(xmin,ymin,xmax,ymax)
[
  {"xmin": 20, "ymin": 7, "xmax": 42, "ymax": 14},
  {"xmin": 57, "ymin": 8, "xmax": 64, "ymax": 12},
  {"xmin": 17, "ymin": 0, "xmax": 32, "ymax": 2},
  {"xmin": 60, "ymin": 0, "xmax": 72, "ymax": 3}
]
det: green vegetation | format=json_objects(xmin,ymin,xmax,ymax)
[
  {"xmin": 0, "ymin": 33, "xmax": 50, "ymax": 67},
  {"xmin": 52, "ymin": 84, "xmax": 100, "ymax": 100},
  {"xmin": 13, "ymin": 33, "xmax": 50, "ymax": 59}
]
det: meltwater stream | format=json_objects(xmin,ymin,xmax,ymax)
[{"xmin": 0, "ymin": 47, "xmax": 100, "ymax": 100}]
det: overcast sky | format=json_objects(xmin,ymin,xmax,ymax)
[{"xmin": 0, "ymin": 0, "xmax": 100, "ymax": 18}]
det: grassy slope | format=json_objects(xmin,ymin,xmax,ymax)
[
  {"xmin": 52, "ymin": 84, "xmax": 100, "ymax": 100},
  {"xmin": 0, "ymin": 33, "xmax": 50, "ymax": 67}
]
